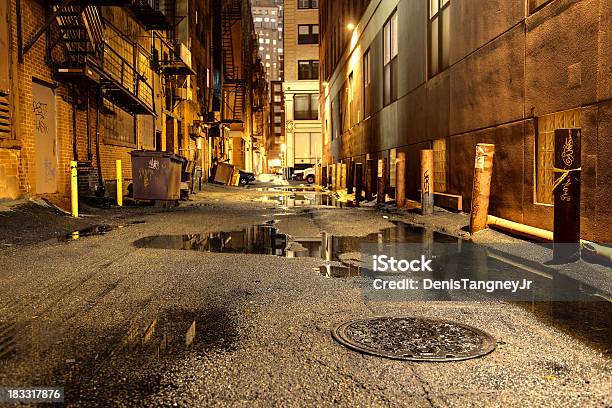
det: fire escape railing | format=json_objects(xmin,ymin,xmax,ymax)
[{"xmin": 221, "ymin": 0, "xmax": 245, "ymax": 124}]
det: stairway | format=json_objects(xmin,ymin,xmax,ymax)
[
  {"xmin": 54, "ymin": 4, "xmax": 104, "ymax": 66},
  {"xmin": 222, "ymin": 0, "xmax": 246, "ymax": 122}
]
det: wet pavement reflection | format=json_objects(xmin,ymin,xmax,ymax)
[
  {"xmin": 132, "ymin": 221, "xmax": 611, "ymax": 353},
  {"xmin": 253, "ymin": 192, "xmax": 354, "ymax": 208}
]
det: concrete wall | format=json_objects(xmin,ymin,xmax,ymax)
[{"xmin": 321, "ymin": 0, "xmax": 611, "ymax": 242}]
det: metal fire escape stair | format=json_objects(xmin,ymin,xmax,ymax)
[
  {"xmin": 51, "ymin": 2, "xmax": 154, "ymax": 115},
  {"xmin": 222, "ymin": 0, "xmax": 245, "ymax": 123}
]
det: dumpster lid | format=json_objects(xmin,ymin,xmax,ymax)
[{"xmin": 130, "ymin": 150, "xmax": 186, "ymax": 162}]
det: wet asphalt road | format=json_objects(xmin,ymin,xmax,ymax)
[{"xmin": 0, "ymin": 183, "xmax": 610, "ymax": 407}]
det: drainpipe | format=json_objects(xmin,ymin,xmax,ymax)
[
  {"xmin": 72, "ymin": 85, "xmax": 79, "ymax": 161},
  {"xmin": 94, "ymin": 93, "xmax": 105, "ymax": 197},
  {"xmin": 486, "ymin": 215, "xmax": 611, "ymax": 261},
  {"xmin": 86, "ymin": 89, "xmax": 92, "ymax": 161}
]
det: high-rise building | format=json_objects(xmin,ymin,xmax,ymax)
[
  {"xmin": 252, "ymin": 0, "xmax": 284, "ymax": 82},
  {"xmin": 282, "ymin": 0, "xmax": 322, "ymax": 175}
]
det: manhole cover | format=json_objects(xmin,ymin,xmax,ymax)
[{"xmin": 332, "ymin": 317, "xmax": 496, "ymax": 361}]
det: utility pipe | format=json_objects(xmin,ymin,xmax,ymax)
[{"xmin": 486, "ymin": 215, "xmax": 612, "ymax": 261}]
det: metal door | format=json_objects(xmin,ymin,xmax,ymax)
[{"xmin": 32, "ymin": 82, "xmax": 58, "ymax": 194}]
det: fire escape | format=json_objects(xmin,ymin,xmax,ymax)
[
  {"xmin": 222, "ymin": 0, "xmax": 246, "ymax": 124},
  {"xmin": 17, "ymin": 0, "xmax": 177, "ymax": 116}
]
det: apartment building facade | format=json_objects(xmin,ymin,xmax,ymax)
[
  {"xmin": 282, "ymin": 0, "xmax": 321, "ymax": 174},
  {"xmin": 252, "ymin": 0, "xmax": 284, "ymax": 82},
  {"xmin": 320, "ymin": 0, "xmax": 611, "ymax": 243}
]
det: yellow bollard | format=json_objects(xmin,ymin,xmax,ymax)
[
  {"xmin": 116, "ymin": 159, "xmax": 123, "ymax": 206},
  {"xmin": 70, "ymin": 161, "xmax": 78, "ymax": 218}
]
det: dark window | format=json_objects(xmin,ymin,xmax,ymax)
[
  {"xmin": 298, "ymin": 60, "xmax": 319, "ymax": 80},
  {"xmin": 294, "ymin": 93, "xmax": 318, "ymax": 120},
  {"xmin": 383, "ymin": 11, "xmax": 398, "ymax": 106},
  {"xmin": 104, "ymin": 100, "xmax": 136, "ymax": 146},
  {"xmin": 298, "ymin": 24, "xmax": 319, "ymax": 44},
  {"xmin": 429, "ymin": 0, "xmax": 450, "ymax": 77},
  {"xmin": 528, "ymin": 0, "xmax": 554, "ymax": 13},
  {"xmin": 298, "ymin": 0, "xmax": 318, "ymax": 9},
  {"xmin": 363, "ymin": 49, "xmax": 371, "ymax": 117}
]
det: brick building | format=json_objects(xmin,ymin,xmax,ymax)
[
  {"xmin": 320, "ymin": 0, "xmax": 611, "ymax": 242},
  {"xmin": 0, "ymin": 0, "xmax": 266, "ymax": 201}
]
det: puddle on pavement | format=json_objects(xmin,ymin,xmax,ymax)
[
  {"xmin": 56, "ymin": 221, "xmax": 147, "ymax": 242},
  {"xmin": 133, "ymin": 221, "xmax": 611, "ymax": 353},
  {"xmin": 254, "ymin": 192, "xmax": 354, "ymax": 208}
]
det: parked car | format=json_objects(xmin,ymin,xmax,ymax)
[
  {"xmin": 239, "ymin": 170, "xmax": 256, "ymax": 185},
  {"xmin": 294, "ymin": 167, "xmax": 315, "ymax": 184}
]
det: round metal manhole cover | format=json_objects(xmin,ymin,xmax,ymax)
[{"xmin": 332, "ymin": 317, "xmax": 496, "ymax": 362}]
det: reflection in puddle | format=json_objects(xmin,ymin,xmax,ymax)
[
  {"xmin": 254, "ymin": 193, "xmax": 354, "ymax": 208},
  {"xmin": 133, "ymin": 222, "xmax": 611, "ymax": 353},
  {"xmin": 55, "ymin": 221, "xmax": 146, "ymax": 242},
  {"xmin": 134, "ymin": 225, "xmax": 288, "ymax": 255},
  {"xmin": 58, "ymin": 225, "xmax": 115, "ymax": 241}
]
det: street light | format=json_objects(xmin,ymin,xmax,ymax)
[{"xmin": 346, "ymin": 23, "xmax": 355, "ymax": 30}]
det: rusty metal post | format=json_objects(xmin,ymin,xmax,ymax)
[
  {"xmin": 331, "ymin": 164, "xmax": 336, "ymax": 191},
  {"xmin": 355, "ymin": 162, "xmax": 363, "ymax": 202},
  {"xmin": 396, "ymin": 152, "xmax": 406, "ymax": 208},
  {"xmin": 377, "ymin": 158, "xmax": 387, "ymax": 204},
  {"xmin": 553, "ymin": 129, "xmax": 581, "ymax": 263},
  {"xmin": 347, "ymin": 160, "xmax": 354, "ymax": 194},
  {"xmin": 365, "ymin": 159, "xmax": 374, "ymax": 200},
  {"xmin": 421, "ymin": 149, "xmax": 435, "ymax": 215},
  {"xmin": 469, "ymin": 144, "xmax": 495, "ymax": 233},
  {"xmin": 321, "ymin": 165, "xmax": 327, "ymax": 187}
]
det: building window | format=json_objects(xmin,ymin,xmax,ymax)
[
  {"xmin": 139, "ymin": 115, "xmax": 155, "ymax": 149},
  {"xmin": 348, "ymin": 72, "xmax": 355, "ymax": 127},
  {"xmin": 383, "ymin": 11, "xmax": 398, "ymax": 106},
  {"xmin": 104, "ymin": 100, "xmax": 136, "ymax": 146},
  {"xmin": 535, "ymin": 109, "xmax": 581, "ymax": 205},
  {"xmin": 363, "ymin": 49, "xmax": 371, "ymax": 117},
  {"xmin": 294, "ymin": 93, "xmax": 318, "ymax": 120},
  {"xmin": 298, "ymin": 0, "xmax": 318, "ymax": 9},
  {"xmin": 429, "ymin": 0, "xmax": 450, "ymax": 77},
  {"xmin": 298, "ymin": 60, "xmax": 319, "ymax": 80},
  {"xmin": 298, "ymin": 24, "xmax": 319, "ymax": 44},
  {"xmin": 433, "ymin": 138, "xmax": 447, "ymax": 192},
  {"xmin": 528, "ymin": 0, "xmax": 553, "ymax": 14}
]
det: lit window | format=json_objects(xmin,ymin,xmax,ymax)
[{"xmin": 294, "ymin": 94, "xmax": 319, "ymax": 120}]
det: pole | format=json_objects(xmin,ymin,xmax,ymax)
[
  {"xmin": 347, "ymin": 160, "xmax": 354, "ymax": 194},
  {"xmin": 116, "ymin": 160, "xmax": 123, "ymax": 206},
  {"xmin": 365, "ymin": 159, "xmax": 374, "ymax": 200},
  {"xmin": 553, "ymin": 129, "xmax": 581, "ymax": 263},
  {"xmin": 421, "ymin": 149, "xmax": 434, "ymax": 215},
  {"xmin": 469, "ymin": 143, "xmax": 495, "ymax": 233},
  {"xmin": 70, "ymin": 161, "xmax": 78, "ymax": 218},
  {"xmin": 321, "ymin": 165, "xmax": 327, "ymax": 187},
  {"xmin": 341, "ymin": 163, "xmax": 347, "ymax": 190},
  {"xmin": 377, "ymin": 158, "xmax": 387, "ymax": 204},
  {"xmin": 396, "ymin": 152, "xmax": 406, "ymax": 207},
  {"xmin": 355, "ymin": 162, "xmax": 363, "ymax": 202}
]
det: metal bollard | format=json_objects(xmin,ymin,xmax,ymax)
[
  {"xmin": 70, "ymin": 161, "xmax": 78, "ymax": 218},
  {"xmin": 116, "ymin": 159, "xmax": 123, "ymax": 206}
]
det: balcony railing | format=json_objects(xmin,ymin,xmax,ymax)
[
  {"xmin": 99, "ymin": 42, "xmax": 154, "ymax": 114},
  {"xmin": 129, "ymin": 0, "xmax": 173, "ymax": 30}
]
